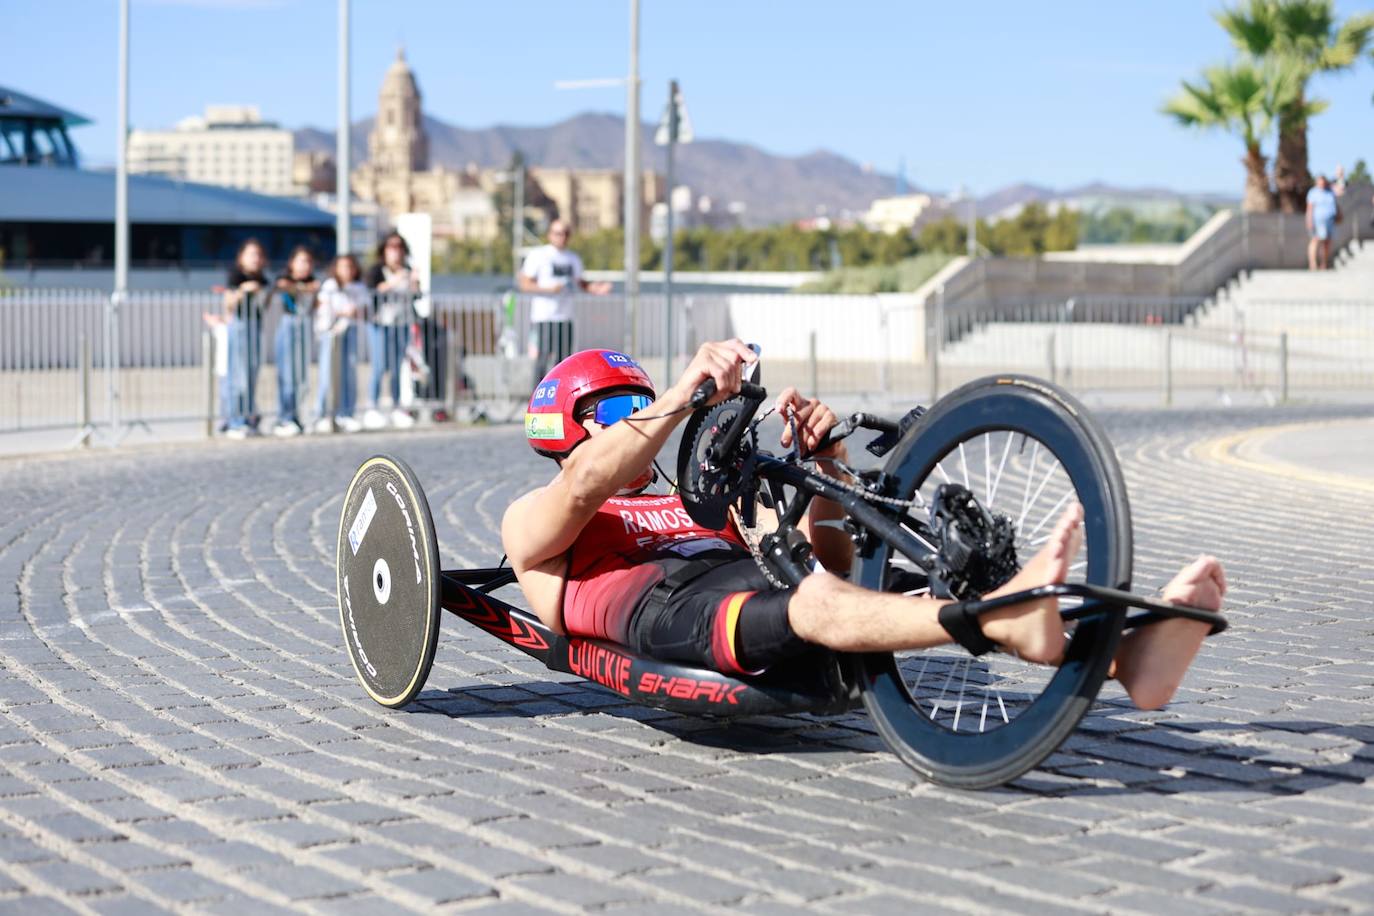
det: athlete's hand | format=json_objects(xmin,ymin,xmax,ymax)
[
  {"xmin": 775, "ymin": 387, "xmax": 846, "ymax": 460},
  {"xmin": 672, "ymin": 339, "xmax": 757, "ymax": 407}
]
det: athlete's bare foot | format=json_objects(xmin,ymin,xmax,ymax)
[
  {"xmin": 1112, "ymin": 555, "xmax": 1226, "ymax": 710},
  {"xmin": 978, "ymin": 503, "xmax": 1083, "ymax": 664}
]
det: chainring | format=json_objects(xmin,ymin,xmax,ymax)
[{"xmin": 678, "ymin": 398, "xmax": 757, "ymax": 530}]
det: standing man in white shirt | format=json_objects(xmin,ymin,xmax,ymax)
[{"xmin": 518, "ymin": 219, "xmax": 612, "ymax": 383}]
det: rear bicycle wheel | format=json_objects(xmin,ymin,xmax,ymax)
[
  {"xmin": 336, "ymin": 454, "xmax": 442, "ymax": 708},
  {"xmin": 853, "ymin": 376, "xmax": 1132, "ymax": 788}
]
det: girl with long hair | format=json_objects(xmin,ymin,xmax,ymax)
[{"xmin": 314, "ymin": 253, "xmax": 366, "ymax": 433}]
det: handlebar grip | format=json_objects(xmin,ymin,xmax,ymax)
[{"xmin": 689, "ymin": 378, "xmax": 766, "ymax": 408}]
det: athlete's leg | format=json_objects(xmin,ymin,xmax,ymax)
[
  {"xmin": 1110, "ymin": 555, "xmax": 1226, "ymax": 709},
  {"xmin": 786, "ymin": 504, "xmax": 1081, "ymax": 664}
]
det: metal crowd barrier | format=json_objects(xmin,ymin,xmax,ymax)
[{"xmin": 3, "ymin": 285, "xmax": 1373, "ymax": 453}]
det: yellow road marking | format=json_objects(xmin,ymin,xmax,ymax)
[{"xmin": 1193, "ymin": 420, "xmax": 1374, "ymax": 496}]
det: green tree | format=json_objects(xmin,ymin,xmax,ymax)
[
  {"xmin": 1215, "ymin": 0, "xmax": 1374, "ymax": 212},
  {"xmin": 1346, "ymin": 158, "xmax": 1370, "ymax": 186},
  {"xmin": 984, "ymin": 203, "xmax": 1053, "ymax": 255},
  {"xmin": 1080, "ymin": 206, "xmax": 1215, "ymax": 244},
  {"xmin": 438, "ymin": 239, "xmax": 512, "ymax": 275},
  {"xmin": 917, "ymin": 216, "xmax": 967, "ymax": 255},
  {"xmin": 1044, "ymin": 207, "xmax": 1080, "ymax": 251},
  {"xmin": 1164, "ymin": 60, "xmax": 1301, "ymax": 212}
]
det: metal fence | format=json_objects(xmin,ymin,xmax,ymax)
[
  {"xmin": 927, "ymin": 293, "xmax": 1374, "ymax": 402},
  {"xmin": 2, "ymin": 285, "xmax": 1372, "ymax": 452},
  {"xmin": 0, "ymin": 288, "xmax": 742, "ymax": 443}
]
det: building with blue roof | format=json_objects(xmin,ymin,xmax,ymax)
[{"xmin": 0, "ymin": 85, "xmax": 334, "ymax": 270}]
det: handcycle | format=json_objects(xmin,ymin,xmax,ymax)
[{"xmin": 336, "ymin": 368, "xmax": 1225, "ymax": 789}]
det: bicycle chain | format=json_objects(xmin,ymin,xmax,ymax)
[
  {"xmin": 730, "ymin": 506, "xmax": 790, "ymax": 590},
  {"xmin": 731, "ymin": 461, "xmax": 923, "ymax": 591},
  {"xmin": 808, "ymin": 459, "xmax": 926, "ymax": 510},
  {"xmin": 728, "ymin": 408, "xmax": 927, "ymax": 587}
]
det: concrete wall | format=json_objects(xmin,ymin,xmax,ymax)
[{"xmin": 722, "ymin": 293, "xmax": 925, "ymax": 362}]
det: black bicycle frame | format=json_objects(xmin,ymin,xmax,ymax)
[
  {"xmin": 438, "ymin": 567, "xmax": 857, "ymax": 717},
  {"xmin": 733, "ymin": 425, "xmax": 1227, "ymax": 636}
]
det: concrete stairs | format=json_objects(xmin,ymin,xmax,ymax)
[{"xmin": 937, "ymin": 241, "xmax": 1372, "ymax": 385}]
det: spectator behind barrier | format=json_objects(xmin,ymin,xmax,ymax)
[
  {"xmin": 222, "ymin": 238, "xmax": 269, "ymax": 439},
  {"xmin": 1306, "ymin": 175, "xmax": 1341, "ymax": 271},
  {"xmin": 364, "ymin": 232, "xmax": 418, "ymax": 430},
  {"xmin": 518, "ymin": 219, "xmax": 612, "ymax": 386},
  {"xmin": 315, "ymin": 254, "xmax": 366, "ymax": 434},
  {"xmin": 271, "ymin": 246, "xmax": 319, "ymax": 437}
]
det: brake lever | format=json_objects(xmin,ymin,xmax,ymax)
[{"xmin": 801, "ymin": 416, "xmax": 858, "ymax": 461}]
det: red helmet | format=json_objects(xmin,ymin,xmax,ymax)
[{"xmin": 525, "ymin": 349, "xmax": 655, "ymax": 459}]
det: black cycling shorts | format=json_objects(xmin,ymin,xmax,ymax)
[{"xmin": 626, "ymin": 557, "xmax": 806, "ymax": 676}]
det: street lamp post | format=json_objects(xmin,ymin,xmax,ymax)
[
  {"xmin": 336, "ymin": 0, "xmax": 351, "ymax": 255},
  {"xmin": 552, "ymin": 0, "xmax": 642, "ymax": 350},
  {"xmin": 111, "ymin": 0, "xmax": 130, "ymax": 441},
  {"xmin": 511, "ymin": 162, "xmax": 525, "ymax": 286},
  {"xmin": 655, "ymin": 79, "xmax": 691, "ymax": 384},
  {"xmin": 623, "ymin": 0, "xmax": 641, "ymax": 352},
  {"xmin": 661, "ymin": 80, "xmax": 678, "ymax": 384}
]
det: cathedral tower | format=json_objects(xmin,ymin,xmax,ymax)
[{"xmin": 369, "ymin": 48, "xmax": 429, "ymax": 176}]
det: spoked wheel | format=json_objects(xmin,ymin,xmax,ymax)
[
  {"xmin": 336, "ymin": 455, "xmax": 442, "ymax": 708},
  {"xmin": 853, "ymin": 376, "xmax": 1132, "ymax": 789}
]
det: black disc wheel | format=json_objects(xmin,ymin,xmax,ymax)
[
  {"xmin": 853, "ymin": 376, "xmax": 1132, "ymax": 789},
  {"xmin": 336, "ymin": 454, "xmax": 442, "ymax": 708}
]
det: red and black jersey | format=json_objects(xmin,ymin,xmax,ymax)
[{"xmin": 563, "ymin": 494, "xmax": 747, "ymax": 642}]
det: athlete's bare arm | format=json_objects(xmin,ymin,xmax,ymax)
[
  {"xmin": 772, "ymin": 386, "xmax": 854, "ymax": 572},
  {"xmin": 501, "ymin": 340, "xmax": 758, "ymax": 628}
]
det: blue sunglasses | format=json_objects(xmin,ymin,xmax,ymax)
[{"xmin": 581, "ymin": 393, "xmax": 652, "ymax": 426}]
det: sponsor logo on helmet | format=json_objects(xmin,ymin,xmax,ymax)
[
  {"xmin": 530, "ymin": 379, "xmax": 559, "ymax": 407},
  {"xmin": 525, "ymin": 413, "xmax": 564, "ymax": 440},
  {"xmin": 600, "ymin": 350, "xmax": 640, "ymax": 369}
]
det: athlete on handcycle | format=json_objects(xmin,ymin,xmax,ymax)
[{"xmin": 502, "ymin": 339, "xmax": 1227, "ymax": 711}]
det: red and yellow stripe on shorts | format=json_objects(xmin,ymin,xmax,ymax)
[{"xmin": 710, "ymin": 591, "xmax": 762, "ymax": 676}]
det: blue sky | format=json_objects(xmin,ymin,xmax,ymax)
[{"xmin": 8, "ymin": 0, "xmax": 1374, "ymax": 197}]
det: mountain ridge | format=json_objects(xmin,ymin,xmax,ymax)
[{"xmin": 296, "ymin": 111, "xmax": 1235, "ymax": 226}]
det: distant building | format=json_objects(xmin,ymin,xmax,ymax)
[
  {"xmin": 127, "ymin": 105, "xmax": 295, "ymax": 196},
  {"xmin": 863, "ymin": 193, "xmax": 934, "ymax": 234},
  {"xmin": 0, "ymin": 86, "xmax": 88, "ymax": 167},
  {"xmin": 534, "ymin": 167, "xmax": 662, "ymax": 237},
  {"xmin": 1, "ymin": 87, "xmax": 332, "ymax": 269},
  {"xmin": 650, "ymin": 185, "xmax": 743, "ymax": 242},
  {"xmin": 449, "ymin": 183, "xmax": 500, "ymax": 243},
  {"xmin": 348, "ymin": 51, "xmax": 662, "ymax": 244},
  {"xmin": 292, "ymin": 150, "xmax": 336, "ymax": 195},
  {"xmin": 350, "ymin": 49, "xmax": 476, "ymax": 240}
]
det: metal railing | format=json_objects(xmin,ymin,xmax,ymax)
[
  {"xmin": 927, "ymin": 293, "xmax": 1374, "ymax": 403},
  {"xmin": 2, "ymin": 285, "xmax": 1372, "ymax": 453}
]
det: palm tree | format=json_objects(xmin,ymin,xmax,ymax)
[
  {"xmin": 1164, "ymin": 61, "xmax": 1304, "ymax": 212},
  {"xmin": 1216, "ymin": 0, "xmax": 1374, "ymax": 212}
]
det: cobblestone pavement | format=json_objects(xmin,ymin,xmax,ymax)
[{"xmin": 3, "ymin": 403, "xmax": 1374, "ymax": 915}]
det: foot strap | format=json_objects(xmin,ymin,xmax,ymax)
[{"xmin": 938, "ymin": 602, "xmax": 996, "ymax": 657}]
